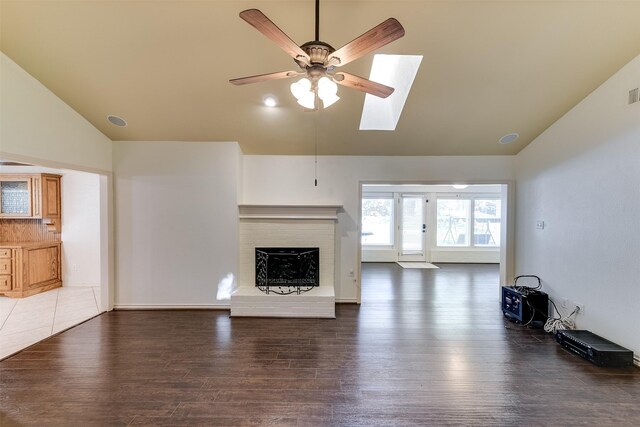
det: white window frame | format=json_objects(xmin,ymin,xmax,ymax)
[
  {"xmin": 472, "ymin": 198, "xmax": 501, "ymax": 248},
  {"xmin": 435, "ymin": 194, "xmax": 501, "ymax": 249},
  {"xmin": 361, "ymin": 193, "xmax": 395, "ymax": 248}
]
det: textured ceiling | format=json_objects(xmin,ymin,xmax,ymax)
[{"xmin": 2, "ymin": 0, "xmax": 640, "ymax": 155}]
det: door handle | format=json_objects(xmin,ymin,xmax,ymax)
[{"xmin": 422, "ymin": 224, "xmax": 426, "ymax": 233}]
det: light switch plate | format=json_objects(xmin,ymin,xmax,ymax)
[{"xmin": 536, "ymin": 220, "xmax": 545, "ymax": 229}]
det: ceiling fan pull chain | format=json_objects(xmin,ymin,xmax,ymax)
[{"xmin": 314, "ymin": 108, "xmax": 319, "ymax": 187}]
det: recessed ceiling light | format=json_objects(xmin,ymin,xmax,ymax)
[
  {"xmin": 452, "ymin": 184, "xmax": 468, "ymax": 189},
  {"xmin": 107, "ymin": 115, "xmax": 127, "ymax": 127},
  {"xmin": 263, "ymin": 95, "xmax": 278, "ymax": 108},
  {"xmin": 499, "ymin": 133, "xmax": 519, "ymax": 144}
]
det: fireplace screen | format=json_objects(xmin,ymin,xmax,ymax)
[{"xmin": 255, "ymin": 247, "xmax": 319, "ymax": 294}]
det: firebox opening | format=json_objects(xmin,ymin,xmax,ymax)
[{"xmin": 255, "ymin": 247, "xmax": 320, "ymax": 287}]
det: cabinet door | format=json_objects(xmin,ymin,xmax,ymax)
[
  {"xmin": 25, "ymin": 245, "xmax": 61, "ymax": 289},
  {"xmin": 0, "ymin": 178, "xmax": 32, "ymax": 217},
  {"xmin": 41, "ymin": 175, "xmax": 61, "ymax": 219}
]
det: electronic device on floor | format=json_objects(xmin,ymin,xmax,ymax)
[
  {"xmin": 555, "ymin": 330, "xmax": 634, "ymax": 368},
  {"xmin": 501, "ymin": 275, "xmax": 548, "ymax": 328}
]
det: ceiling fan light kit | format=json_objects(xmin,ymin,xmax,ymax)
[
  {"xmin": 230, "ymin": 0, "xmax": 405, "ymax": 110},
  {"xmin": 290, "ymin": 78, "xmax": 316, "ymax": 109}
]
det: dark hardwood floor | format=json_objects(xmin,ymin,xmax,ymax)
[{"xmin": 1, "ymin": 263, "xmax": 639, "ymax": 426}]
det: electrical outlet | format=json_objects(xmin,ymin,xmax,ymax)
[
  {"xmin": 536, "ymin": 220, "xmax": 545, "ymax": 229},
  {"xmin": 72, "ymin": 263, "xmax": 79, "ymax": 272}
]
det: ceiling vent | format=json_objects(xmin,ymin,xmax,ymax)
[{"xmin": 628, "ymin": 88, "xmax": 638, "ymax": 105}]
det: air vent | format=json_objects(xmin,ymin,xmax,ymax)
[{"xmin": 628, "ymin": 88, "xmax": 639, "ymax": 105}]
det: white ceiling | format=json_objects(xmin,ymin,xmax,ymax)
[{"xmin": 2, "ymin": 0, "xmax": 640, "ymax": 156}]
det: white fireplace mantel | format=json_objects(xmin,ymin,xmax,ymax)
[
  {"xmin": 238, "ymin": 204, "xmax": 342, "ymax": 220},
  {"xmin": 232, "ymin": 204, "xmax": 342, "ymax": 318}
]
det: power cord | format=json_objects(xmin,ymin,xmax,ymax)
[
  {"xmin": 513, "ymin": 275, "xmax": 542, "ymax": 294},
  {"xmin": 544, "ymin": 299, "xmax": 580, "ymax": 334}
]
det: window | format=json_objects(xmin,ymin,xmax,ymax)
[
  {"xmin": 437, "ymin": 197, "xmax": 501, "ymax": 247},
  {"xmin": 436, "ymin": 199, "xmax": 470, "ymax": 246},
  {"xmin": 474, "ymin": 199, "xmax": 501, "ymax": 247},
  {"xmin": 361, "ymin": 197, "xmax": 394, "ymax": 245}
]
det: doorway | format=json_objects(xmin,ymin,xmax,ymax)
[
  {"xmin": 398, "ymin": 194, "xmax": 427, "ymax": 262},
  {"xmin": 0, "ymin": 161, "xmax": 112, "ymax": 359},
  {"xmin": 358, "ymin": 182, "xmax": 512, "ymax": 304}
]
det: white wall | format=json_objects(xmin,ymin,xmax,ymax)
[
  {"xmin": 515, "ymin": 54, "xmax": 640, "ymax": 357},
  {"xmin": 0, "ymin": 166, "xmax": 102, "ymax": 287},
  {"xmin": 0, "ymin": 53, "xmax": 112, "ymax": 173},
  {"xmin": 61, "ymin": 171, "xmax": 101, "ymax": 286},
  {"xmin": 113, "ymin": 141, "xmax": 241, "ymax": 308},
  {"xmin": 0, "ymin": 52, "xmax": 113, "ymax": 309},
  {"xmin": 242, "ymin": 155, "xmax": 515, "ymax": 302}
]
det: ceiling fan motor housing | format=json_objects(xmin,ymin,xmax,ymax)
[{"xmin": 299, "ymin": 41, "xmax": 335, "ymax": 67}]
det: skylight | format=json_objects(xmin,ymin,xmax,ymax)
[{"xmin": 359, "ymin": 54, "xmax": 422, "ymax": 131}]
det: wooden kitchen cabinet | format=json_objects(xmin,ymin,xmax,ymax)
[
  {"xmin": 0, "ymin": 174, "xmax": 61, "ymax": 231},
  {"xmin": 0, "ymin": 241, "xmax": 62, "ymax": 298}
]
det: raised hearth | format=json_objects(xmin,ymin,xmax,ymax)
[{"xmin": 231, "ymin": 205, "xmax": 341, "ymax": 318}]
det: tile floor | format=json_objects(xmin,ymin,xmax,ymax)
[{"xmin": 0, "ymin": 286, "xmax": 101, "ymax": 359}]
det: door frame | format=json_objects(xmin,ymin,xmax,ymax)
[
  {"xmin": 0, "ymin": 152, "xmax": 114, "ymax": 312},
  {"xmin": 397, "ymin": 193, "xmax": 428, "ymax": 262},
  {"xmin": 356, "ymin": 180, "xmax": 515, "ymax": 304}
]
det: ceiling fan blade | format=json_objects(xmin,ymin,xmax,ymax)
[
  {"xmin": 328, "ymin": 18, "xmax": 405, "ymax": 67},
  {"xmin": 239, "ymin": 9, "xmax": 310, "ymax": 64},
  {"xmin": 334, "ymin": 72, "xmax": 394, "ymax": 98},
  {"xmin": 229, "ymin": 71, "xmax": 300, "ymax": 86}
]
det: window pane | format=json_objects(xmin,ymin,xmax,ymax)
[
  {"xmin": 362, "ymin": 198, "xmax": 394, "ymax": 245},
  {"xmin": 474, "ymin": 199, "xmax": 501, "ymax": 247},
  {"xmin": 437, "ymin": 199, "xmax": 470, "ymax": 246},
  {"xmin": 402, "ymin": 197, "xmax": 423, "ymax": 253}
]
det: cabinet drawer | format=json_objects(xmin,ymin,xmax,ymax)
[
  {"xmin": 0, "ymin": 275, "xmax": 11, "ymax": 291},
  {"xmin": 0, "ymin": 249, "xmax": 11, "ymax": 258},
  {"xmin": 0, "ymin": 259, "xmax": 11, "ymax": 274}
]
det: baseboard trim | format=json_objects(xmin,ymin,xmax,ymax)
[
  {"xmin": 114, "ymin": 304, "xmax": 230, "ymax": 310},
  {"xmin": 115, "ymin": 301, "xmax": 358, "ymax": 309}
]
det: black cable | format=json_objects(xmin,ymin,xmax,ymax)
[{"xmin": 513, "ymin": 275, "xmax": 542, "ymax": 294}]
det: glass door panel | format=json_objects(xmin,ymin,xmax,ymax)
[
  {"xmin": 0, "ymin": 180, "xmax": 31, "ymax": 216},
  {"xmin": 399, "ymin": 195, "xmax": 426, "ymax": 261}
]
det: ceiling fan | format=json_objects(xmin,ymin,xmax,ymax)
[{"xmin": 229, "ymin": 0, "xmax": 405, "ymax": 109}]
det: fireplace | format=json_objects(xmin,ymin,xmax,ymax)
[
  {"xmin": 232, "ymin": 204, "xmax": 340, "ymax": 318},
  {"xmin": 256, "ymin": 248, "xmax": 319, "ymax": 293}
]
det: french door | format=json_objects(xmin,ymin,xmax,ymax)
[{"xmin": 398, "ymin": 194, "xmax": 427, "ymax": 261}]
